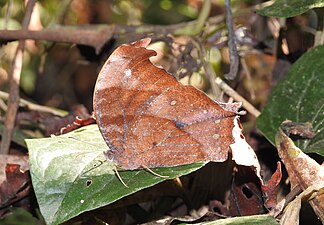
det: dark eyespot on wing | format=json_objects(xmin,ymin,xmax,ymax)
[{"xmin": 174, "ymin": 120, "xmax": 187, "ymax": 129}]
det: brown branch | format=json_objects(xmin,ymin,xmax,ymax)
[
  {"xmin": 0, "ymin": 0, "xmax": 35, "ymax": 154},
  {"xmin": 0, "ymin": 25, "xmax": 115, "ymax": 55},
  {"xmin": 0, "ymin": 15, "xmax": 224, "ymax": 54}
]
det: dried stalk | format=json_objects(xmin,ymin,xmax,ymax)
[
  {"xmin": 224, "ymin": 0, "xmax": 239, "ymax": 80},
  {"xmin": 0, "ymin": 0, "xmax": 35, "ymax": 154}
]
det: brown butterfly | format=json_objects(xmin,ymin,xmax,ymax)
[{"xmin": 93, "ymin": 38, "xmax": 243, "ymax": 170}]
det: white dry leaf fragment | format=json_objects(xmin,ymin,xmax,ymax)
[{"xmin": 230, "ymin": 116, "xmax": 262, "ymax": 183}]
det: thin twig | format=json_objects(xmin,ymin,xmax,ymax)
[
  {"xmin": 0, "ymin": 0, "xmax": 35, "ymax": 154},
  {"xmin": 240, "ymin": 57, "xmax": 256, "ymax": 100},
  {"xmin": 215, "ymin": 77, "xmax": 260, "ymax": 117},
  {"xmin": 224, "ymin": 0, "xmax": 239, "ymax": 80},
  {"xmin": 0, "ymin": 91, "xmax": 68, "ymax": 117}
]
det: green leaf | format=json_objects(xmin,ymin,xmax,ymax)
[
  {"xmin": 26, "ymin": 124, "xmax": 205, "ymax": 225},
  {"xmin": 195, "ymin": 214, "xmax": 279, "ymax": 225},
  {"xmin": 256, "ymin": 0, "xmax": 324, "ymax": 18},
  {"xmin": 256, "ymin": 46, "xmax": 324, "ymax": 156}
]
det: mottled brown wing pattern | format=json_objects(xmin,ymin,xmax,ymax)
[{"xmin": 93, "ymin": 38, "xmax": 237, "ymax": 170}]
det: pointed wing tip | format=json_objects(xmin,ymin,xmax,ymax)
[{"xmin": 130, "ymin": 38, "xmax": 152, "ymax": 48}]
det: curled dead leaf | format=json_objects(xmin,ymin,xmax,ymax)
[{"xmin": 275, "ymin": 128, "xmax": 324, "ymax": 223}]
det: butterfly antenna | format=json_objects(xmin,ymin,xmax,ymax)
[
  {"xmin": 143, "ymin": 165, "xmax": 169, "ymax": 179},
  {"xmin": 67, "ymin": 136, "xmax": 102, "ymax": 148},
  {"xmin": 114, "ymin": 166, "xmax": 128, "ymax": 188}
]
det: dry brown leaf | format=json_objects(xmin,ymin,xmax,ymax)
[
  {"xmin": 279, "ymin": 183, "xmax": 324, "ymax": 225},
  {"xmin": 275, "ymin": 128, "xmax": 324, "ymax": 223},
  {"xmin": 261, "ymin": 161, "xmax": 282, "ymax": 209}
]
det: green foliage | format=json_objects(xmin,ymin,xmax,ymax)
[
  {"xmin": 0, "ymin": 18, "xmax": 21, "ymax": 29},
  {"xmin": 0, "ymin": 208, "xmax": 41, "ymax": 225},
  {"xmin": 256, "ymin": 46, "xmax": 324, "ymax": 156},
  {"xmin": 26, "ymin": 125, "xmax": 205, "ymax": 225},
  {"xmin": 196, "ymin": 214, "xmax": 279, "ymax": 225},
  {"xmin": 142, "ymin": 0, "xmax": 198, "ymax": 25},
  {"xmin": 256, "ymin": 0, "xmax": 324, "ymax": 18}
]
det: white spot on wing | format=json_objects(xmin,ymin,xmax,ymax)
[
  {"xmin": 125, "ymin": 69, "xmax": 132, "ymax": 78},
  {"xmin": 170, "ymin": 100, "xmax": 177, "ymax": 106}
]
